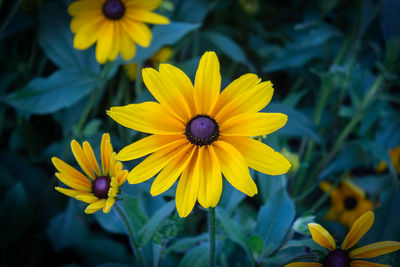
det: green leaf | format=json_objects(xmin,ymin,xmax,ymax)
[
  {"xmin": 132, "ymin": 22, "xmax": 201, "ymax": 63},
  {"xmin": 216, "ymin": 207, "xmax": 252, "ymax": 260},
  {"xmin": 38, "ymin": 2, "xmax": 100, "ymax": 73},
  {"xmin": 94, "ymin": 207, "xmax": 125, "ymax": 235},
  {"xmin": 257, "ymin": 173, "xmax": 287, "ymax": 204},
  {"xmin": 249, "ymin": 234, "xmax": 264, "ymax": 254},
  {"xmin": 218, "ymin": 179, "xmax": 246, "ymax": 213},
  {"xmin": 3, "ymin": 70, "xmax": 100, "ymax": 114},
  {"xmin": 203, "ymin": 31, "xmax": 255, "ymax": 71},
  {"xmin": 165, "ymin": 234, "xmax": 208, "ymax": 254},
  {"xmin": 254, "ymin": 189, "xmax": 295, "ymax": 255},
  {"xmin": 179, "ymin": 243, "xmax": 209, "ymax": 267},
  {"xmin": 137, "ymin": 201, "xmax": 175, "ymax": 247},
  {"xmin": 292, "ymin": 215, "xmax": 315, "ymax": 235},
  {"xmin": 46, "ymin": 199, "xmax": 89, "ymax": 251},
  {"xmin": 121, "ymin": 194, "xmax": 149, "ymax": 233}
]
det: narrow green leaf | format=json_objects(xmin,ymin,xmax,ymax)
[{"xmin": 178, "ymin": 243, "xmax": 209, "ymax": 267}]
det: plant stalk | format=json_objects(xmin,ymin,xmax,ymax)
[{"xmin": 208, "ymin": 207, "xmax": 216, "ymax": 267}]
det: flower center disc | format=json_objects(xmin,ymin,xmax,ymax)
[
  {"xmin": 92, "ymin": 176, "xmax": 111, "ymax": 199},
  {"xmin": 103, "ymin": 0, "xmax": 125, "ymax": 20},
  {"xmin": 185, "ymin": 115, "xmax": 219, "ymax": 146},
  {"xmin": 324, "ymin": 249, "xmax": 350, "ymax": 267},
  {"xmin": 344, "ymin": 196, "xmax": 358, "ymax": 210}
]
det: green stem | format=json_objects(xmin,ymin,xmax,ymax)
[
  {"xmin": 0, "ymin": 0, "xmax": 23, "ymax": 35},
  {"xmin": 208, "ymin": 207, "xmax": 216, "ymax": 267},
  {"xmin": 115, "ymin": 203, "xmax": 146, "ymax": 267}
]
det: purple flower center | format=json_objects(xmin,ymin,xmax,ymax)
[
  {"xmin": 103, "ymin": 0, "xmax": 125, "ymax": 20},
  {"xmin": 185, "ymin": 115, "xmax": 219, "ymax": 146},
  {"xmin": 324, "ymin": 249, "xmax": 350, "ymax": 267},
  {"xmin": 344, "ymin": 196, "xmax": 358, "ymax": 210},
  {"xmin": 92, "ymin": 176, "xmax": 111, "ymax": 199}
]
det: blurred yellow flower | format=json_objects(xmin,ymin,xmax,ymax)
[
  {"xmin": 52, "ymin": 133, "xmax": 128, "ymax": 214},
  {"xmin": 238, "ymin": 0, "xmax": 259, "ymax": 15},
  {"xmin": 124, "ymin": 46, "xmax": 173, "ymax": 81},
  {"xmin": 108, "ymin": 51, "xmax": 291, "ymax": 217},
  {"xmin": 68, "ymin": 0, "xmax": 169, "ymax": 64},
  {"xmin": 376, "ymin": 145, "xmax": 400, "ymax": 175},
  {"xmin": 281, "ymin": 148, "xmax": 299, "ymax": 173},
  {"xmin": 320, "ymin": 179, "xmax": 374, "ymax": 229},
  {"xmin": 286, "ymin": 211, "xmax": 400, "ymax": 267}
]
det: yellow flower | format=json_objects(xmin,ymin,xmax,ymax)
[
  {"xmin": 124, "ymin": 46, "xmax": 173, "ymax": 81},
  {"xmin": 281, "ymin": 148, "xmax": 299, "ymax": 173},
  {"xmin": 51, "ymin": 133, "xmax": 128, "ymax": 214},
  {"xmin": 376, "ymin": 146, "xmax": 400, "ymax": 175},
  {"xmin": 68, "ymin": 0, "xmax": 170, "ymax": 64},
  {"xmin": 107, "ymin": 51, "xmax": 291, "ymax": 217},
  {"xmin": 286, "ymin": 211, "xmax": 400, "ymax": 267},
  {"xmin": 320, "ymin": 179, "xmax": 374, "ymax": 229}
]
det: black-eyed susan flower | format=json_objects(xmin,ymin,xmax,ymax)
[
  {"xmin": 51, "ymin": 133, "xmax": 128, "ymax": 214},
  {"xmin": 68, "ymin": 0, "xmax": 170, "ymax": 64},
  {"xmin": 107, "ymin": 51, "xmax": 291, "ymax": 217},
  {"xmin": 286, "ymin": 211, "xmax": 400, "ymax": 267},
  {"xmin": 320, "ymin": 179, "xmax": 374, "ymax": 229},
  {"xmin": 376, "ymin": 145, "xmax": 400, "ymax": 175},
  {"xmin": 124, "ymin": 46, "xmax": 173, "ymax": 80}
]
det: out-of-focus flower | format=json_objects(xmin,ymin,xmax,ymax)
[
  {"xmin": 282, "ymin": 148, "xmax": 299, "ymax": 173},
  {"xmin": 376, "ymin": 145, "xmax": 400, "ymax": 175},
  {"xmin": 286, "ymin": 211, "xmax": 400, "ymax": 266},
  {"xmin": 52, "ymin": 133, "xmax": 128, "ymax": 214},
  {"xmin": 108, "ymin": 51, "xmax": 291, "ymax": 217},
  {"xmin": 68, "ymin": 0, "xmax": 169, "ymax": 63},
  {"xmin": 320, "ymin": 179, "xmax": 374, "ymax": 228},
  {"xmin": 124, "ymin": 46, "xmax": 173, "ymax": 81},
  {"xmin": 238, "ymin": 0, "xmax": 259, "ymax": 15}
]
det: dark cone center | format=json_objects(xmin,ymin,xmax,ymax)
[
  {"xmin": 92, "ymin": 176, "xmax": 111, "ymax": 199},
  {"xmin": 185, "ymin": 115, "xmax": 219, "ymax": 146},
  {"xmin": 324, "ymin": 249, "xmax": 350, "ymax": 267},
  {"xmin": 344, "ymin": 196, "xmax": 358, "ymax": 210},
  {"xmin": 103, "ymin": 0, "xmax": 125, "ymax": 20}
]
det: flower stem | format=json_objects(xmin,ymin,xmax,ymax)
[
  {"xmin": 208, "ymin": 207, "xmax": 216, "ymax": 267},
  {"xmin": 115, "ymin": 203, "xmax": 146, "ymax": 267}
]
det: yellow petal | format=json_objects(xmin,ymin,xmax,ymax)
[
  {"xmin": 68, "ymin": 0, "xmax": 102, "ymax": 16},
  {"xmin": 119, "ymin": 30, "xmax": 136, "ymax": 60},
  {"xmin": 308, "ymin": 223, "xmax": 336, "ymax": 250},
  {"xmin": 175, "ymin": 148, "xmax": 200, "ymax": 217},
  {"xmin": 71, "ymin": 140, "xmax": 96, "ymax": 180},
  {"xmin": 152, "ymin": 47, "xmax": 173, "ymax": 63},
  {"xmin": 193, "ymin": 51, "xmax": 221, "ymax": 114},
  {"xmin": 52, "ymin": 157, "xmax": 92, "ymax": 186},
  {"xmin": 121, "ymin": 19, "xmax": 152, "ymax": 47},
  {"xmin": 116, "ymin": 134, "xmax": 184, "ymax": 161},
  {"xmin": 350, "ymin": 261, "xmax": 390, "ymax": 267},
  {"xmin": 75, "ymin": 193, "xmax": 99, "ymax": 204},
  {"xmin": 349, "ymin": 241, "xmax": 400, "ymax": 258},
  {"xmin": 150, "ymin": 145, "xmax": 195, "ymax": 196},
  {"xmin": 342, "ymin": 211, "xmax": 374, "ymax": 250},
  {"xmin": 55, "ymin": 187, "xmax": 84, "ymax": 198},
  {"xmin": 220, "ymin": 112, "xmax": 287, "ymax": 136},
  {"xmin": 285, "ymin": 263, "xmax": 323, "ymax": 267},
  {"xmin": 116, "ymin": 169, "xmax": 128, "ymax": 186},
  {"xmin": 55, "ymin": 172, "xmax": 91, "ymax": 191},
  {"xmin": 107, "ymin": 102, "xmax": 185, "ymax": 135},
  {"xmin": 343, "ymin": 179, "xmax": 366, "ymax": 198},
  {"xmin": 72, "ymin": 16, "xmax": 102, "ymax": 49},
  {"xmin": 96, "ymin": 20, "xmax": 114, "ymax": 64},
  {"xmin": 125, "ymin": 0, "xmax": 162, "ymax": 11},
  {"xmin": 158, "ymin": 64, "xmax": 196, "ymax": 118},
  {"xmin": 103, "ymin": 197, "xmax": 116, "ymax": 213},
  {"xmin": 215, "ymin": 81, "xmax": 274, "ymax": 123},
  {"xmin": 320, "ymin": 181, "xmax": 333, "ymax": 192},
  {"xmin": 212, "ymin": 73, "xmax": 261, "ymax": 117},
  {"xmin": 127, "ymin": 139, "xmax": 189, "ymax": 184},
  {"xmin": 108, "ymin": 23, "xmax": 120, "ymax": 61},
  {"xmin": 223, "ymin": 136, "xmax": 291, "ymax": 175},
  {"xmin": 125, "ymin": 9, "xmax": 169, "ymax": 24},
  {"xmin": 212, "ymin": 141, "xmax": 257, "ymax": 196},
  {"xmin": 142, "ymin": 67, "xmax": 192, "ymax": 122},
  {"xmin": 85, "ymin": 199, "xmax": 107, "ymax": 214},
  {"xmin": 101, "ymin": 133, "xmax": 113, "ymax": 176},
  {"xmin": 198, "ymin": 145, "xmax": 222, "ymax": 208},
  {"xmin": 82, "ymin": 141, "xmax": 101, "ymax": 177}
]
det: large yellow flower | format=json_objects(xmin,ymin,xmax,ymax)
[
  {"xmin": 320, "ymin": 179, "xmax": 374, "ymax": 228},
  {"xmin": 68, "ymin": 0, "xmax": 169, "ymax": 64},
  {"xmin": 52, "ymin": 133, "xmax": 128, "ymax": 214},
  {"xmin": 286, "ymin": 211, "xmax": 400, "ymax": 267},
  {"xmin": 107, "ymin": 51, "xmax": 291, "ymax": 217}
]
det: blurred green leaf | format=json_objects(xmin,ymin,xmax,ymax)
[
  {"xmin": 249, "ymin": 234, "xmax": 264, "ymax": 254},
  {"xmin": 3, "ymin": 69, "xmax": 100, "ymax": 114},
  {"xmin": 292, "ymin": 215, "xmax": 315, "ymax": 235},
  {"xmin": 254, "ymin": 189, "xmax": 295, "ymax": 255},
  {"xmin": 137, "ymin": 201, "xmax": 175, "ymax": 247},
  {"xmin": 175, "ymin": 0, "xmax": 210, "ymax": 23},
  {"xmin": 82, "ymin": 119, "xmax": 102, "ymax": 138},
  {"xmin": 218, "ymin": 179, "xmax": 246, "ymax": 213},
  {"xmin": 165, "ymin": 233, "xmax": 208, "ymax": 254},
  {"xmin": 257, "ymin": 174, "xmax": 287, "ymax": 204},
  {"xmin": 121, "ymin": 194, "xmax": 149, "ymax": 233},
  {"xmin": 179, "ymin": 243, "xmax": 209, "ymax": 267},
  {"xmin": 94, "ymin": 207, "xmax": 125, "ymax": 235}
]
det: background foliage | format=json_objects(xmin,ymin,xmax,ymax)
[{"xmin": 0, "ymin": 0, "xmax": 399, "ymax": 266}]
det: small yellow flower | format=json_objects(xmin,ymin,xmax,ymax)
[
  {"xmin": 51, "ymin": 133, "xmax": 128, "ymax": 214},
  {"xmin": 68, "ymin": 0, "xmax": 170, "ymax": 64},
  {"xmin": 286, "ymin": 211, "xmax": 400, "ymax": 267},
  {"xmin": 107, "ymin": 51, "xmax": 291, "ymax": 217},
  {"xmin": 376, "ymin": 146, "xmax": 400, "ymax": 175},
  {"xmin": 124, "ymin": 46, "xmax": 173, "ymax": 81},
  {"xmin": 320, "ymin": 179, "xmax": 374, "ymax": 229}
]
